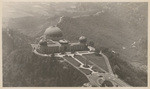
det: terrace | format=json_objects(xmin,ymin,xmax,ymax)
[
  {"xmin": 79, "ymin": 68, "xmax": 92, "ymax": 75},
  {"xmin": 63, "ymin": 56, "xmax": 81, "ymax": 67},
  {"xmin": 74, "ymin": 55, "xmax": 93, "ymax": 66},
  {"xmin": 83, "ymin": 54, "xmax": 109, "ymax": 72}
]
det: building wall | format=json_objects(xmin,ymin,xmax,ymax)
[
  {"xmin": 70, "ymin": 43, "xmax": 88, "ymax": 51},
  {"xmin": 38, "ymin": 43, "xmax": 88, "ymax": 54},
  {"xmin": 38, "ymin": 45, "xmax": 48, "ymax": 54},
  {"xmin": 47, "ymin": 46, "xmax": 60, "ymax": 54},
  {"xmin": 46, "ymin": 36, "xmax": 63, "ymax": 41},
  {"xmin": 59, "ymin": 44, "xmax": 71, "ymax": 52}
]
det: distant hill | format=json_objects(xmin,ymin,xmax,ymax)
[
  {"xmin": 56, "ymin": 3, "xmax": 147, "ymax": 86},
  {"xmin": 2, "ymin": 2, "xmax": 104, "ymax": 37},
  {"xmin": 57, "ymin": 2, "xmax": 147, "ymax": 67}
]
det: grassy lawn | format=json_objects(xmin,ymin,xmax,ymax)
[
  {"xmin": 92, "ymin": 66, "xmax": 105, "ymax": 73},
  {"xmin": 63, "ymin": 56, "xmax": 81, "ymax": 67},
  {"xmin": 74, "ymin": 55, "xmax": 93, "ymax": 66},
  {"xmin": 83, "ymin": 54, "xmax": 108, "ymax": 72},
  {"xmin": 79, "ymin": 68, "xmax": 92, "ymax": 75}
]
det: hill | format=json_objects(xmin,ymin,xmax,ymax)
[
  {"xmin": 3, "ymin": 2, "xmax": 99, "ymax": 37},
  {"xmin": 56, "ymin": 3, "xmax": 147, "ymax": 86},
  {"xmin": 57, "ymin": 2, "xmax": 147, "ymax": 68},
  {"xmin": 2, "ymin": 29, "xmax": 88, "ymax": 87}
]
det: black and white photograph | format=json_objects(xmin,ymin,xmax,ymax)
[{"xmin": 2, "ymin": 1, "xmax": 148, "ymax": 87}]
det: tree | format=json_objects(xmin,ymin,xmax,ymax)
[
  {"xmin": 94, "ymin": 47, "xmax": 102, "ymax": 56},
  {"xmin": 101, "ymin": 80, "xmax": 113, "ymax": 87},
  {"xmin": 88, "ymin": 41, "xmax": 94, "ymax": 47},
  {"xmin": 51, "ymin": 53, "xmax": 55, "ymax": 61}
]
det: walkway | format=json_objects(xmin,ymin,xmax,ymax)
[{"xmin": 31, "ymin": 44, "xmax": 130, "ymax": 87}]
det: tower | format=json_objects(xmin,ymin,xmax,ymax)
[
  {"xmin": 79, "ymin": 36, "xmax": 87, "ymax": 44},
  {"xmin": 79, "ymin": 36, "xmax": 88, "ymax": 50},
  {"xmin": 38, "ymin": 40, "xmax": 48, "ymax": 54},
  {"xmin": 59, "ymin": 39, "xmax": 70, "ymax": 54}
]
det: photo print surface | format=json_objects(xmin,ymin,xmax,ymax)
[{"xmin": 2, "ymin": 2, "xmax": 148, "ymax": 87}]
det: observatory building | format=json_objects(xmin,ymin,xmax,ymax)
[
  {"xmin": 36, "ymin": 26, "xmax": 89, "ymax": 54},
  {"xmin": 31, "ymin": 25, "xmax": 130, "ymax": 87}
]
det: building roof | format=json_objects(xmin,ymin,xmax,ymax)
[
  {"xmin": 44, "ymin": 26, "xmax": 63, "ymax": 37},
  {"xmin": 47, "ymin": 42, "xmax": 61, "ymax": 47},
  {"xmin": 70, "ymin": 42, "xmax": 84, "ymax": 46},
  {"xmin": 59, "ymin": 39, "xmax": 69, "ymax": 44}
]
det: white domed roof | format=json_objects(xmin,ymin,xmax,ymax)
[
  {"xmin": 44, "ymin": 26, "xmax": 63, "ymax": 37},
  {"xmin": 79, "ymin": 36, "xmax": 87, "ymax": 43}
]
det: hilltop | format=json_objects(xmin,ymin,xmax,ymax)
[{"xmin": 2, "ymin": 29, "xmax": 89, "ymax": 87}]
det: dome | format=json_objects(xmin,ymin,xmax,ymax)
[
  {"xmin": 79, "ymin": 36, "xmax": 87, "ymax": 43},
  {"xmin": 39, "ymin": 40, "xmax": 47, "ymax": 46},
  {"xmin": 44, "ymin": 26, "xmax": 63, "ymax": 37}
]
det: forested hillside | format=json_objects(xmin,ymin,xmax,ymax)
[
  {"xmin": 57, "ymin": 2, "xmax": 147, "ymax": 69},
  {"xmin": 2, "ymin": 29, "xmax": 88, "ymax": 87},
  {"xmin": 56, "ymin": 3, "xmax": 147, "ymax": 86}
]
